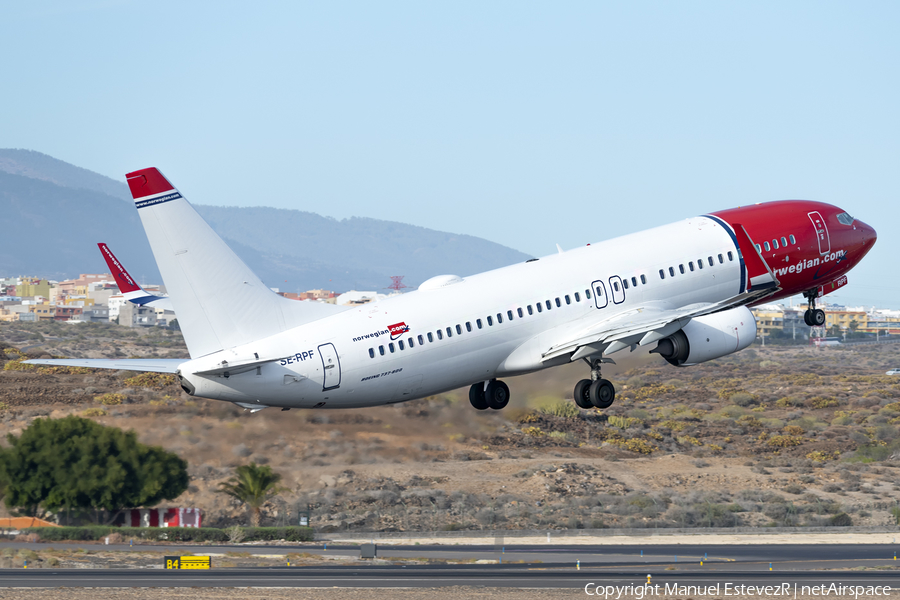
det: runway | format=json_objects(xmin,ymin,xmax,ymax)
[
  {"xmin": 0, "ymin": 541, "xmax": 898, "ymax": 588},
  {"xmin": 0, "ymin": 565, "xmax": 898, "ymax": 589}
]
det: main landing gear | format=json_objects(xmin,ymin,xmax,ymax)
[
  {"xmin": 803, "ymin": 289, "xmax": 826, "ymax": 327},
  {"xmin": 573, "ymin": 357, "xmax": 616, "ymax": 410},
  {"xmin": 469, "ymin": 379, "xmax": 510, "ymax": 411}
]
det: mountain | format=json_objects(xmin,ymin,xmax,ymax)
[{"xmin": 0, "ymin": 150, "xmax": 530, "ymax": 291}]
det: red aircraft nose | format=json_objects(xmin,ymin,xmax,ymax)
[{"xmin": 856, "ymin": 219, "xmax": 877, "ymax": 252}]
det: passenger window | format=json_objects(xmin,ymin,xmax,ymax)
[
  {"xmin": 669, "ymin": 267, "xmax": 675, "ymax": 277},
  {"xmin": 679, "ymin": 264, "xmax": 685, "ymax": 274},
  {"xmin": 437, "ymin": 330, "xmax": 443, "ymax": 340},
  {"xmin": 727, "ymin": 251, "xmax": 733, "ymax": 261},
  {"xmin": 369, "ymin": 348, "xmax": 375, "ymax": 358},
  {"xmin": 565, "ymin": 295, "xmax": 571, "ymax": 304},
  {"xmin": 623, "ymin": 279, "xmax": 629, "ymax": 290},
  {"xmin": 409, "ymin": 337, "xmax": 415, "ymax": 348},
  {"xmin": 487, "ymin": 316, "xmax": 493, "ymax": 326},
  {"xmin": 497, "ymin": 313, "xmax": 503, "ymax": 323},
  {"xmin": 379, "ymin": 345, "xmax": 385, "ymax": 355},
  {"xmin": 517, "ymin": 307, "xmax": 523, "ymax": 317},
  {"xmin": 555, "ymin": 298, "xmax": 561, "ymax": 307},
  {"xmin": 688, "ymin": 262, "xmax": 694, "ymax": 272},
  {"xmin": 718, "ymin": 254, "xmax": 724, "ymax": 263},
  {"xmin": 659, "ymin": 269, "xmax": 665, "ymax": 279},
  {"xmin": 544, "ymin": 300, "xmax": 550, "ymax": 310},
  {"xmin": 456, "ymin": 324, "xmax": 462, "ymax": 335},
  {"xmin": 527, "ymin": 305, "xmax": 533, "ymax": 315},
  {"xmin": 789, "ymin": 234, "xmax": 796, "ymax": 245},
  {"xmin": 755, "ymin": 244, "xmax": 761, "ymax": 253},
  {"xmin": 476, "ymin": 319, "xmax": 482, "ymax": 329},
  {"xmin": 708, "ymin": 256, "xmax": 714, "ymax": 266},
  {"xmin": 418, "ymin": 335, "xmax": 424, "ymax": 345},
  {"xmin": 697, "ymin": 259, "xmax": 703, "ymax": 270},
  {"xmin": 446, "ymin": 327, "xmax": 452, "ymax": 338},
  {"xmin": 772, "ymin": 239, "xmax": 779, "ymax": 250},
  {"xmin": 631, "ymin": 277, "xmax": 637, "ymax": 287},
  {"xmin": 640, "ymin": 274, "xmax": 646, "ymax": 284},
  {"xmin": 764, "ymin": 241, "xmax": 770, "ymax": 252},
  {"xmin": 574, "ymin": 292, "xmax": 580, "ymax": 302},
  {"xmin": 507, "ymin": 310, "xmax": 513, "ymax": 321},
  {"xmin": 466, "ymin": 322, "xmax": 472, "ymax": 332},
  {"xmin": 427, "ymin": 333, "xmax": 433, "ymax": 343},
  {"xmin": 536, "ymin": 303, "xmax": 543, "ymax": 313},
  {"xmin": 398, "ymin": 340, "xmax": 405, "ymax": 350},
  {"xmin": 389, "ymin": 343, "xmax": 395, "ymax": 353},
  {"xmin": 781, "ymin": 237, "xmax": 787, "ymax": 247}
]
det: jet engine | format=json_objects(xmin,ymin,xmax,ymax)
[{"xmin": 651, "ymin": 306, "xmax": 757, "ymax": 367}]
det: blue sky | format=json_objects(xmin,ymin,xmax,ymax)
[{"xmin": 2, "ymin": 1, "xmax": 897, "ymax": 307}]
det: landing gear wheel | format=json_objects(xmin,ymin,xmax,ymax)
[
  {"xmin": 588, "ymin": 379, "xmax": 615, "ymax": 409},
  {"xmin": 803, "ymin": 309, "xmax": 813, "ymax": 326},
  {"xmin": 485, "ymin": 380, "xmax": 510, "ymax": 410},
  {"xmin": 812, "ymin": 309, "xmax": 826, "ymax": 326},
  {"xmin": 469, "ymin": 384, "xmax": 488, "ymax": 410},
  {"xmin": 573, "ymin": 379, "xmax": 593, "ymax": 409}
]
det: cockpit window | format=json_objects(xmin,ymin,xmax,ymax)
[{"xmin": 836, "ymin": 212, "xmax": 854, "ymax": 226}]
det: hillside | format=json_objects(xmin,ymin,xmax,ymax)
[
  {"xmin": 0, "ymin": 150, "xmax": 530, "ymax": 290},
  {"xmin": 2, "ymin": 320, "xmax": 899, "ymax": 532}
]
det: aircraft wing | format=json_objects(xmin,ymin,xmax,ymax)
[{"xmin": 23, "ymin": 358, "xmax": 185, "ymax": 373}]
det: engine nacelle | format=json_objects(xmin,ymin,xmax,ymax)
[{"xmin": 651, "ymin": 306, "xmax": 757, "ymax": 366}]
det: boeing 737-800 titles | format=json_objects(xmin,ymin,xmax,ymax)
[{"xmin": 27, "ymin": 168, "xmax": 877, "ymax": 413}]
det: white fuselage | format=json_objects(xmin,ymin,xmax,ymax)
[{"xmin": 181, "ymin": 216, "xmax": 744, "ymax": 408}]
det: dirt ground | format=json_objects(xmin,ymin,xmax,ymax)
[{"xmin": 1, "ymin": 320, "xmax": 900, "ymax": 533}]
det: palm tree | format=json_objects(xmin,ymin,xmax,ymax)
[{"xmin": 217, "ymin": 463, "xmax": 286, "ymax": 526}]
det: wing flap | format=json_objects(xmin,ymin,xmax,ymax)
[{"xmin": 23, "ymin": 359, "xmax": 185, "ymax": 373}]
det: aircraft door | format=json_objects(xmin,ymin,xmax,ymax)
[
  {"xmin": 608, "ymin": 276, "xmax": 625, "ymax": 304},
  {"xmin": 591, "ymin": 280, "xmax": 609, "ymax": 309},
  {"xmin": 318, "ymin": 343, "xmax": 341, "ymax": 391},
  {"xmin": 808, "ymin": 211, "xmax": 831, "ymax": 255}
]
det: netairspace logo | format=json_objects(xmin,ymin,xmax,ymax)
[{"xmin": 584, "ymin": 583, "xmax": 893, "ymax": 598}]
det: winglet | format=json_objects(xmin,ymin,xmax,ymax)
[
  {"xmin": 97, "ymin": 243, "xmax": 142, "ymax": 293},
  {"xmin": 733, "ymin": 223, "xmax": 778, "ymax": 291}
]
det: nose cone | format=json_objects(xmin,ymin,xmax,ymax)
[{"xmin": 856, "ymin": 219, "xmax": 877, "ymax": 254}]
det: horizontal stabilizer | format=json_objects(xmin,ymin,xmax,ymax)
[{"xmin": 24, "ymin": 358, "xmax": 184, "ymax": 373}]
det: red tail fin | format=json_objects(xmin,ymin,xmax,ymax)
[{"xmin": 97, "ymin": 243, "xmax": 142, "ymax": 293}]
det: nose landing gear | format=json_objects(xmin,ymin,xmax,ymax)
[
  {"xmin": 803, "ymin": 289, "xmax": 826, "ymax": 327},
  {"xmin": 573, "ymin": 357, "xmax": 616, "ymax": 409}
]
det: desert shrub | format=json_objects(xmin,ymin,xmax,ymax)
[
  {"xmin": 95, "ymin": 393, "xmax": 126, "ymax": 406},
  {"xmin": 775, "ymin": 397, "xmax": 803, "ymax": 408},
  {"xmin": 783, "ymin": 425, "xmax": 805, "ymax": 436},
  {"xmin": 123, "ymin": 373, "xmax": 178, "ymax": 390},
  {"xmin": 807, "ymin": 451, "xmax": 840, "ymax": 463},
  {"xmin": 849, "ymin": 442, "xmax": 896, "ymax": 462},
  {"xmin": 890, "ymin": 506, "xmax": 900, "ymax": 525},
  {"xmin": 730, "ymin": 392, "xmax": 756, "ymax": 407},
  {"xmin": 737, "ymin": 415, "xmax": 763, "ymax": 428},
  {"xmin": 659, "ymin": 420, "xmax": 688, "ymax": 431},
  {"xmin": 807, "ymin": 397, "xmax": 839, "ymax": 409},
  {"xmin": 539, "ymin": 401, "xmax": 580, "ymax": 418},
  {"xmin": 226, "ymin": 525, "xmax": 246, "ymax": 543},
  {"xmin": 831, "ymin": 415, "xmax": 854, "ymax": 426},
  {"xmin": 608, "ymin": 416, "xmax": 644, "ymax": 429},
  {"xmin": 874, "ymin": 425, "xmax": 898, "ymax": 442},
  {"xmin": 634, "ymin": 385, "xmax": 675, "ymax": 401},
  {"xmin": 766, "ymin": 435, "xmax": 804, "ymax": 448},
  {"xmin": 517, "ymin": 413, "xmax": 538, "ymax": 424},
  {"xmin": 626, "ymin": 376, "xmax": 645, "ymax": 389},
  {"xmin": 676, "ymin": 436, "xmax": 702, "ymax": 447},
  {"xmin": 608, "ymin": 438, "xmax": 657, "ymax": 454},
  {"xmin": 522, "ymin": 427, "xmax": 544, "ymax": 437},
  {"xmin": 718, "ymin": 406, "xmax": 746, "ymax": 419},
  {"xmin": 81, "ymin": 408, "xmax": 108, "ymax": 417},
  {"xmin": 759, "ymin": 418, "xmax": 785, "ymax": 429},
  {"xmin": 783, "ymin": 483, "xmax": 804, "ymax": 494},
  {"xmin": 627, "ymin": 408, "xmax": 651, "ymax": 421},
  {"xmin": 830, "ymin": 513, "xmax": 852, "ymax": 526},
  {"xmin": 645, "ymin": 431, "xmax": 663, "ymax": 440},
  {"xmin": 881, "ymin": 402, "xmax": 900, "ymax": 413}
]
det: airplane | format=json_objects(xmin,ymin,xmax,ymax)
[
  {"xmin": 26, "ymin": 167, "xmax": 877, "ymax": 413},
  {"xmin": 97, "ymin": 242, "xmax": 174, "ymax": 312}
]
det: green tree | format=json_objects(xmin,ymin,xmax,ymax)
[
  {"xmin": 217, "ymin": 463, "xmax": 286, "ymax": 526},
  {"xmin": 0, "ymin": 416, "xmax": 188, "ymax": 521}
]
